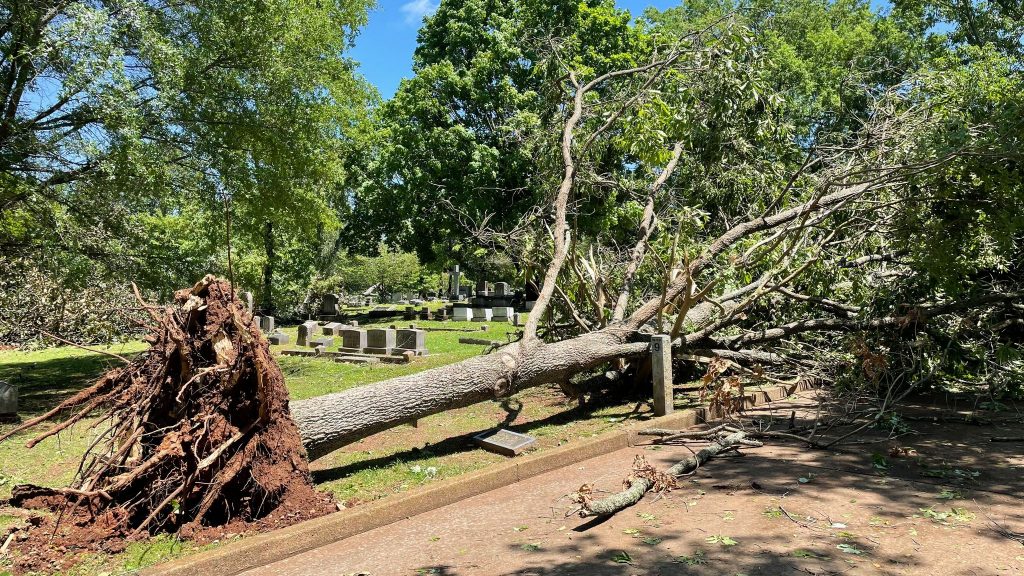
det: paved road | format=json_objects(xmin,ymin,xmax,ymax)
[{"xmin": 243, "ymin": 403, "xmax": 1024, "ymax": 576}]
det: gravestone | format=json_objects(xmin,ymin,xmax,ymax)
[
  {"xmin": 339, "ymin": 328, "xmax": 368, "ymax": 354},
  {"xmin": 419, "ymin": 306, "xmax": 431, "ymax": 321},
  {"xmin": 473, "ymin": 429, "xmax": 536, "ymax": 456},
  {"xmin": 492, "ymin": 306, "xmax": 513, "ymax": 322},
  {"xmin": 0, "ymin": 381, "xmax": 17, "ymax": 420},
  {"xmin": 395, "ymin": 328, "xmax": 428, "ymax": 356},
  {"xmin": 268, "ymin": 332, "xmax": 290, "ymax": 345},
  {"xmin": 253, "ymin": 315, "xmax": 261, "ymax": 330},
  {"xmin": 512, "ymin": 312, "xmax": 522, "ymax": 327},
  {"xmin": 450, "ymin": 265, "xmax": 461, "ymax": 299},
  {"xmin": 475, "ymin": 279, "xmax": 488, "ymax": 296},
  {"xmin": 471, "ymin": 308, "xmax": 493, "ymax": 322},
  {"xmin": 651, "ymin": 334, "xmax": 673, "ymax": 416},
  {"xmin": 404, "ymin": 306, "xmax": 416, "ymax": 321},
  {"xmin": 314, "ymin": 344, "xmax": 326, "ymax": 355},
  {"xmin": 525, "ymin": 301, "xmax": 536, "ymax": 311},
  {"xmin": 438, "ymin": 308, "xmax": 449, "ymax": 321},
  {"xmin": 365, "ymin": 328, "xmax": 396, "ymax": 355},
  {"xmin": 323, "ymin": 322, "xmax": 346, "ymax": 336},
  {"xmin": 493, "ymin": 282, "xmax": 509, "ymax": 296},
  {"xmin": 260, "ymin": 315, "xmax": 275, "ymax": 334},
  {"xmin": 453, "ymin": 307, "xmax": 473, "ymax": 321},
  {"xmin": 350, "ymin": 320, "xmax": 359, "ymax": 326},
  {"xmin": 309, "ymin": 336, "xmax": 334, "ymax": 348},
  {"xmin": 297, "ymin": 322, "xmax": 318, "ymax": 347},
  {"xmin": 321, "ymin": 293, "xmax": 340, "ymax": 316},
  {"xmin": 242, "ymin": 291, "xmax": 254, "ymax": 312}
]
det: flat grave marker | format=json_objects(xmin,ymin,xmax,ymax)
[{"xmin": 473, "ymin": 429, "xmax": 536, "ymax": 456}]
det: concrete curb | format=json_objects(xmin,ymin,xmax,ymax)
[{"xmin": 145, "ymin": 380, "xmax": 814, "ymax": 576}]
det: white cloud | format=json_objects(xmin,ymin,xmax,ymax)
[{"xmin": 400, "ymin": 0, "xmax": 438, "ymax": 25}]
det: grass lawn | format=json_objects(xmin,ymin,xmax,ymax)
[{"xmin": 0, "ymin": 318, "xmax": 680, "ymax": 575}]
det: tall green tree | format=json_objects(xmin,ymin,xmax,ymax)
[
  {"xmin": 347, "ymin": 0, "xmax": 649, "ymax": 265},
  {"xmin": 0, "ymin": 0, "xmax": 375, "ymax": 305}
]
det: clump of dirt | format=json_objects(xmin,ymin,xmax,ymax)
[{"xmin": 0, "ymin": 276, "xmax": 335, "ymax": 573}]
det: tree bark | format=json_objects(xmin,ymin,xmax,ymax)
[{"xmin": 292, "ymin": 329, "xmax": 647, "ymax": 460}]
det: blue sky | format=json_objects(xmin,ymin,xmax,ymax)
[{"xmin": 349, "ymin": 0, "xmax": 682, "ymax": 99}]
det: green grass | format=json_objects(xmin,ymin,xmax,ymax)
[
  {"xmin": 0, "ymin": 319, "xmax": 664, "ymax": 574},
  {"xmin": 275, "ymin": 319, "xmax": 515, "ymax": 400}
]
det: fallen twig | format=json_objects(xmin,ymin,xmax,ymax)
[{"xmin": 571, "ymin": 431, "xmax": 760, "ymax": 517}]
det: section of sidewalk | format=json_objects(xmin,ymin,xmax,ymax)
[{"xmin": 240, "ymin": 411, "xmax": 1024, "ymax": 576}]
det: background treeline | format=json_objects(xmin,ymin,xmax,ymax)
[{"xmin": 1, "ymin": 0, "xmax": 1020, "ymax": 349}]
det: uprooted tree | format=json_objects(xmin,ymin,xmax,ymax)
[
  {"xmin": 0, "ymin": 278, "xmax": 335, "ymax": 571},
  {"xmin": 2, "ymin": 5, "xmax": 1021, "ymax": 565},
  {"xmin": 293, "ymin": 19, "xmax": 1023, "ymax": 460}
]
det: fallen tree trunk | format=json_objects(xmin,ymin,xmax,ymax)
[{"xmin": 294, "ymin": 329, "xmax": 648, "ymax": 460}]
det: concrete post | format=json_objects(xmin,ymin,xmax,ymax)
[{"xmin": 651, "ymin": 334, "xmax": 673, "ymax": 416}]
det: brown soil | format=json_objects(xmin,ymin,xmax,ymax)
[{"xmin": 0, "ymin": 276, "xmax": 335, "ymax": 574}]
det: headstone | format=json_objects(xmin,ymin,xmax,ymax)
[
  {"xmin": 314, "ymin": 344, "xmax": 326, "ymax": 355},
  {"xmin": 323, "ymin": 322, "xmax": 346, "ymax": 336},
  {"xmin": 321, "ymin": 293, "xmax": 340, "ymax": 316},
  {"xmin": 297, "ymin": 322, "xmax": 317, "ymax": 346},
  {"xmin": 438, "ymin": 308, "xmax": 448, "ymax": 321},
  {"xmin": 453, "ymin": 307, "xmax": 473, "ymax": 321},
  {"xmin": 512, "ymin": 312, "xmax": 522, "ymax": 327},
  {"xmin": 476, "ymin": 279, "xmax": 488, "ymax": 296},
  {"xmin": 472, "ymin": 308, "xmax": 493, "ymax": 322},
  {"xmin": 474, "ymin": 429, "xmax": 536, "ymax": 456},
  {"xmin": 492, "ymin": 306, "xmax": 513, "ymax": 322},
  {"xmin": 365, "ymin": 328, "xmax": 396, "ymax": 355},
  {"xmin": 350, "ymin": 320, "xmax": 359, "ymax": 326},
  {"xmin": 395, "ymin": 328, "xmax": 428, "ymax": 356},
  {"xmin": 339, "ymin": 328, "xmax": 368, "ymax": 353},
  {"xmin": 260, "ymin": 315, "xmax": 275, "ymax": 334},
  {"xmin": 242, "ymin": 291, "xmax": 254, "ymax": 312},
  {"xmin": 253, "ymin": 315, "xmax": 261, "ymax": 330},
  {"xmin": 450, "ymin": 265, "xmax": 461, "ymax": 299},
  {"xmin": 419, "ymin": 306, "xmax": 431, "ymax": 320},
  {"xmin": 493, "ymin": 282, "xmax": 509, "ymax": 296},
  {"xmin": 0, "ymin": 381, "xmax": 17, "ymax": 420},
  {"xmin": 309, "ymin": 336, "xmax": 334, "ymax": 348},
  {"xmin": 268, "ymin": 332, "xmax": 290, "ymax": 345},
  {"xmin": 525, "ymin": 301, "xmax": 536, "ymax": 311},
  {"xmin": 404, "ymin": 306, "xmax": 416, "ymax": 320},
  {"xmin": 651, "ymin": 334, "xmax": 673, "ymax": 416}
]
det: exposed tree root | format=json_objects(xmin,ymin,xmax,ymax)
[
  {"xmin": 569, "ymin": 430, "xmax": 760, "ymax": 517},
  {"xmin": 0, "ymin": 276, "xmax": 335, "ymax": 574}
]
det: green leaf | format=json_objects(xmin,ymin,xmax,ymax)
[{"xmin": 611, "ymin": 551, "xmax": 632, "ymax": 564}]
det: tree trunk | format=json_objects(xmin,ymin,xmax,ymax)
[
  {"xmin": 262, "ymin": 220, "xmax": 275, "ymax": 314},
  {"xmin": 292, "ymin": 329, "xmax": 647, "ymax": 460}
]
